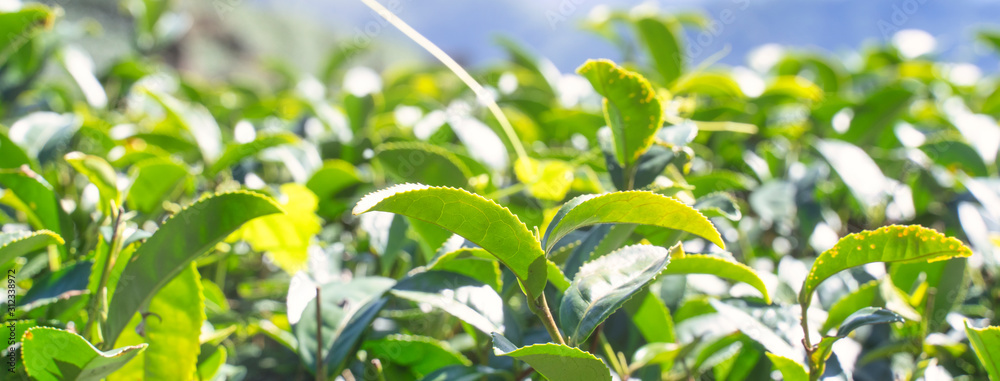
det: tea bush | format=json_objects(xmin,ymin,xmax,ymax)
[{"xmin": 2, "ymin": 1, "xmax": 1000, "ymax": 380}]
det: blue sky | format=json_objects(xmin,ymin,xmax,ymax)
[{"xmin": 250, "ymin": 0, "xmax": 1000, "ymax": 72}]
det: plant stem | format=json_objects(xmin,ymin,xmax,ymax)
[
  {"xmin": 86, "ymin": 205, "xmax": 124, "ymax": 347},
  {"xmin": 599, "ymin": 331, "xmax": 627, "ymax": 379},
  {"xmin": 800, "ymin": 298, "xmax": 817, "ymax": 380},
  {"xmin": 356, "ymin": 0, "xmax": 528, "ymax": 162},
  {"xmin": 527, "ymin": 293, "xmax": 565, "ymax": 345},
  {"xmin": 316, "ymin": 285, "xmax": 325, "ymax": 381}
]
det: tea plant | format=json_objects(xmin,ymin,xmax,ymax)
[{"xmin": 2, "ymin": 0, "xmax": 1000, "ymax": 380}]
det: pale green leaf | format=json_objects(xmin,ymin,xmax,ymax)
[
  {"xmin": 65, "ymin": 151, "xmax": 119, "ymax": 207},
  {"xmin": 765, "ymin": 353, "xmax": 807, "ymax": 381},
  {"xmin": 231, "ymin": 183, "xmax": 321, "ymax": 274},
  {"xmin": 353, "ymin": 184, "xmax": 547, "ymax": 298},
  {"xmin": 663, "ymin": 251, "xmax": 771, "ymax": 304},
  {"xmin": 428, "ymin": 248, "xmax": 502, "ymax": 292},
  {"xmin": 109, "ymin": 263, "xmax": 205, "ymax": 380},
  {"xmin": 542, "ymin": 191, "xmax": 724, "ymax": 252}
]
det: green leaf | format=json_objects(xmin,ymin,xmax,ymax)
[
  {"xmin": 542, "ymin": 191, "xmax": 724, "ymax": 252},
  {"xmin": 920, "ymin": 138, "xmax": 989, "ymax": 177},
  {"xmin": 353, "ymin": 184, "xmax": 547, "ymax": 298},
  {"xmin": 0, "ymin": 230, "xmax": 63, "ymax": 267},
  {"xmin": 0, "ymin": 4, "xmax": 54, "ymax": 63},
  {"xmin": 821, "ymin": 281, "xmax": 879, "ymax": 333},
  {"xmin": 207, "ymin": 132, "xmax": 299, "ymax": 176},
  {"xmin": 196, "ymin": 344, "xmax": 227, "ymax": 381},
  {"xmin": 514, "ymin": 157, "xmax": 575, "ymax": 201},
  {"xmin": 376, "ymin": 142, "xmax": 473, "ymax": 189},
  {"xmin": 842, "ymin": 84, "xmax": 913, "ymax": 145},
  {"xmin": 708, "ymin": 300, "xmax": 798, "ymax": 359},
  {"xmin": 65, "ymin": 152, "xmax": 119, "ymax": 209},
  {"xmin": 391, "ymin": 271, "xmax": 504, "ymax": 335},
  {"xmin": 634, "ymin": 16, "xmax": 684, "ymax": 84},
  {"xmin": 428, "ymin": 248, "xmax": 502, "ymax": 292},
  {"xmin": 836, "ymin": 307, "xmax": 903, "ymax": 338},
  {"xmin": 419, "ymin": 365, "xmax": 506, "ymax": 381},
  {"xmin": 0, "ymin": 168, "xmax": 75, "ymax": 252},
  {"xmin": 966, "ymin": 323, "xmax": 1000, "ymax": 381},
  {"xmin": 762, "ymin": 76, "xmax": 823, "ymax": 102},
  {"xmin": 815, "ymin": 139, "xmax": 889, "ymax": 214},
  {"xmin": 108, "ymin": 263, "xmax": 205, "ymax": 380},
  {"xmin": 663, "ymin": 251, "xmax": 771, "ymax": 304},
  {"xmin": 811, "ymin": 308, "xmax": 903, "ymax": 375},
  {"xmin": 21, "ymin": 259, "xmax": 91, "ymax": 309},
  {"xmin": 577, "ymin": 59, "xmax": 663, "ymax": 167},
  {"xmin": 295, "ymin": 277, "xmax": 395, "ymax": 374},
  {"xmin": 141, "ymin": 88, "xmax": 222, "ymax": 164},
  {"xmin": 693, "ymin": 192, "xmax": 742, "ymax": 220},
  {"xmin": 624, "ymin": 289, "xmax": 676, "ymax": 343},
  {"xmin": 673, "ymin": 72, "xmax": 743, "ymax": 98},
  {"xmin": 21, "ymin": 327, "xmax": 146, "ymax": 381},
  {"xmin": 231, "ymin": 184, "xmax": 321, "ymax": 274},
  {"xmin": 126, "ymin": 157, "xmax": 189, "ymax": 214},
  {"xmin": 765, "ymin": 353, "xmax": 808, "ymax": 381},
  {"xmin": 104, "ymin": 191, "xmax": 282, "ymax": 346},
  {"xmin": 559, "ymin": 244, "xmax": 675, "ymax": 346},
  {"xmin": 306, "ymin": 159, "xmax": 361, "ymax": 218},
  {"xmin": 799, "ymin": 225, "xmax": 972, "ymax": 307},
  {"xmin": 492, "ymin": 333, "xmax": 611, "ymax": 381},
  {"xmin": 629, "ymin": 342, "xmax": 684, "ymax": 372},
  {"xmin": 0, "ymin": 131, "xmax": 33, "ymax": 170},
  {"xmin": 363, "ymin": 334, "xmax": 472, "ymax": 378}
]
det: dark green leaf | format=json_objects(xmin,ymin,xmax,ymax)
[{"xmin": 559, "ymin": 244, "xmax": 674, "ymax": 345}]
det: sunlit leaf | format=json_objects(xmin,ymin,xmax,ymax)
[
  {"xmin": 492, "ymin": 333, "xmax": 611, "ymax": 381},
  {"xmin": 353, "ymin": 184, "xmax": 547, "ymax": 298},
  {"xmin": 634, "ymin": 16, "xmax": 684, "ymax": 84},
  {"xmin": 104, "ymin": 191, "xmax": 282, "ymax": 346},
  {"xmin": 560, "ymin": 244, "xmax": 674, "ymax": 346},
  {"xmin": 65, "ymin": 152, "xmax": 119, "ymax": 209},
  {"xmin": 578, "ymin": 59, "xmax": 663, "ymax": 167},
  {"xmin": 376, "ymin": 141, "xmax": 473, "ymax": 189},
  {"xmin": 391, "ymin": 271, "xmax": 504, "ymax": 335},
  {"xmin": 0, "ymin": 230, "xmax": 63, "ymax": 267},
  {"xmin": 363, "ymin": 334, "xmax": 472, "ymax": 378},
  {"xmin": 542, "ymin": 191, "xmax": 723, "ymax": 252},
  {"xmin": 231, "ymin": 184, "xmax": 321, "ymax": 274},
  {"xmin": 22, "ymin": 327, "xmax": 146, "ymax": 381},
  {"xmin": 663, "ymin": 251, "xmax": 771, "ymax": 304},
  {"xmin": 799, "ymin": 225, "xmax": 972, "ymax": 307},
  {"xmin": 966, "ymin": 323, "xmax": 1000, "ymax": 381}
]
